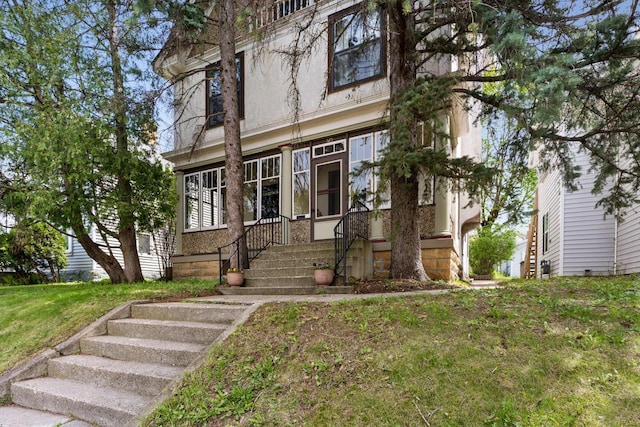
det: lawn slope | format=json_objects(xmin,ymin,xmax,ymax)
[{"xmin": 146, "ymin": 277, "xmax": 640, "ymax": 427}]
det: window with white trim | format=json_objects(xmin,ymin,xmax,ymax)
[
  {"xmin": 293, "ymin": 148, "xmax": 310, "ymax": 217},
  {"xmin": 184, "ymin": 167, "xmax": 226, "ymax": 231},
  {"xmin": 542, "ymin": 212, "xmax": 549, "ymax": 254},
  {"xmin": 243, "ymin": 156, "xmax": 281, "ymax": 221},
  {"xmin": 348, "ymin": 131, "xmax": 389, "ymax": 209}
]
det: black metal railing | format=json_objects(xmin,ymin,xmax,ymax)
[
  {"xmin": 218, "ymin": 214, "xmax": 291, "ymax": 283},
  {"xmin": 334, "ymin": 200, "xmax": 370, "ymax": 281}
]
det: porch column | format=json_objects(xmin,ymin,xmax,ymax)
[
  {"xmin": 174, "ymin": 171, "xmax": 184, "ymax": 254},
  {"xmin": 280, "ymin": 144, "xmax": 292, "ymax": 244},
  {"xmin": 433, "ymin": 117, "xmax": 452, "ymax": 238},
  {"xmin": 370, "ymin": 213, "xmax": 384, "ymax": 240}
]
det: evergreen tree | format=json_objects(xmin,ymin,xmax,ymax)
[{"xmin": 0, "ymin": 0, "xmax": 176, "ymax": 283}]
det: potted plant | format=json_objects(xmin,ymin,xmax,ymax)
[
  {"xmin": 226, "ymin": 267, "xmax": 244, "ymax": 286},
  {"xmin": 313, "ymin": 261, "xmax": 334, "ymax": 286}
]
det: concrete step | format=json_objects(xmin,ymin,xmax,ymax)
[
  {"xmin": 219, "ymin": 285, "xmax": 354, "ymax": 296},
  {"xmin": 131, "ymin": 302, "xmax": 247, "ymax": 324},
  {"xmin": 254, "ymin": 248, "xmax": 335, "ymax": 261},
  {"xmin": 265, "ymin": 242, "xmax": 334, "ymax": 253},
  {"xmin": 11, "ymin": 377, "xmax": 151, "ymax": 427},
  {"xmin": 48, "ymin": 355, "xmax": 183, "ymax": 397},
  {"xmin": 243, "ymin": 266, "xmax": 316, "ymax": 279},
  {"xmin": 243, "ymin": 276, "xmax": 316, "ymax": 287},
  {"xmin": 80, "ymin": 335, "xmax": 206, "ymax": 367},
  {"xmin": 107, "ymin": 318, "xmax": 226, "ymax": 344}
]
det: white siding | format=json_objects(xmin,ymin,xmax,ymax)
[
  {"xmin": 616, "ymin": 205, "xmax": 640, "ymax": 273},
  {"xmin": 616, "ymin": 154, "xmax": 640, "ymax": 273},
  {"xmin": 562, "ymin": 151, "xmax": 615, "ymax": 276},
  {"xmin": 62, "ymin": 238, "xmax": 98, "ymax": 281},
  {"xmin": 536, "ymin": 167, "xmax": 563, "ymax": 277},
  {"xmin": 62, "ymin": 227, "xmax": 163, "ymax": 281}
]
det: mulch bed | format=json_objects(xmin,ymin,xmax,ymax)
[{"xmin": 352, "ymin": 278, "xmax": 459, "ymax": 294}]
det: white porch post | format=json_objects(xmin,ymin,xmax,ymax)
[
  {"xmin": 280, "ymin": 144, "xmax": 293, "ymax": 244},
  {"xmin": 174, "ymin": 171, "xmax": 184, "ymax": 254},
  {"xmin": 433, "ymin": 117, "xmax": 452, "ymax": 238}
]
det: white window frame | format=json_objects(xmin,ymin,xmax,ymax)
[{"xmin": 292, "ymin": 148, "xmax": 311, "ymax": 218}]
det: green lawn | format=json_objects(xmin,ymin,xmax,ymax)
[
  {"xmin": 145, "ymin": 276, "xmax": 640, "ymax": 427},
  {"xmin": 0, "ymin": 279, "xmax": 219, "ymax": 374}
]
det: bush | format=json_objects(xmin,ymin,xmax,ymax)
[
  {"xmin": 469, "ymin": 227, "xmax": 516, "ymax": 276},
  {"xmin": 0, "ymin": 222, "xmax": 67, "ymax": 283}
]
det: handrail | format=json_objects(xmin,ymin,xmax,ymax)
[
  {"xmin": 218, "ymin": 214, "xmax": 291, "ymax": 283},
  {"xmin": 334, "ymin": 200, "xmax": 370, "ymax": 282}
]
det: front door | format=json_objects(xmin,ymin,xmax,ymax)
[{"xmin": 313, "ymin": 158, "xmax": 343, "ymax": 240}]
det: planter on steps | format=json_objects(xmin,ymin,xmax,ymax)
[
  {"xmin": 226, "ymin": 271, "xmax": 244, "ymax": 286},
  {"xmin": 314, "ymin": 269, "xmax": 334, "ymax": 286}
]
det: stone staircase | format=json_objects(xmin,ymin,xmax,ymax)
[
  {"xmin": 219, "ymin": 240, "xmax": 371, "ymax": 295},
  {"xmin": 1, "ymin": 301, "xmax": 252, "ymax": 427}
]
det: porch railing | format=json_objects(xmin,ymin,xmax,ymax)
[
  {"xmin": 218, "ymin": 214, "xmax": 291, "ymax": 283},
  {"xmin": 334, "ymin": 200, "xmax": 369, "ymax": 282}
]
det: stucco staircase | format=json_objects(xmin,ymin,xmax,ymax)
[
  {"xmin": 219, "ymin": 240, "xmax": 370, "ymax": 295},
  {"xmin": 2, "ymin": 301, "xmax": 251, "ymax": 427}
]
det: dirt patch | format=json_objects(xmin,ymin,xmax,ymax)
[{"xmin": 352, "ymin": 278, "xmax": 458, "ymax": 294}]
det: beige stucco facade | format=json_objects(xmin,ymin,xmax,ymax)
[{"xmin": 157, "ymin": 0, "xmax": 482, "ymax": 282}]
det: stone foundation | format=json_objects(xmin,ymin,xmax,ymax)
[
  {"xmin": 372, "ymin": 238, "xmax": 460, "ymax": 281},
  {"xmin": 172, "ymin": 254, "xmax": 220, "ymax": 281}
]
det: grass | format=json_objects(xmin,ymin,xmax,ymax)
[
  {"xmin": 145, "ymin": 276, "xmax": 640, "ymax": 427},
  {"xmin": 0, "ymin": 279, "xmax": 219, "ymax": 374}
]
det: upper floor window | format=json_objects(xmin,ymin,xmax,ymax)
[
  {"xmin": 206, "ymin": 52, "xmax": 244, "ymax": 128},
  {"xmin": 329, "ymin": 5, "xmax": 384, "ymax": 91}
]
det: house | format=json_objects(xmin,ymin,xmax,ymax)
[
  {"xmin": 525, "ymin": 148, "xmax": 640, "ymax": 278},
  {"xmin": 60, "ymin": 229, "xmax": 166, "ymax": 282},
  {"xmin": 154, "ymin": 0, "xmax": 482, "ymax": 283}
]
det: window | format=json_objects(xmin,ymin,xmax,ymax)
[
  {"xmin": 64, "ymin": 231, "xmax": 73, "ymax": 254},
  {"xmin": 348, "ymin": 131, "xmax": 390, "ymax": 209},
  {"xmin": 542, "ymin": 212, "xmax": 549, "ymax": 254},
  {"xmin": 243, "ymin": 156, "xmax": 281, "ymax": 221},
  {"xmin": 138, "ymin": 234, "xmax": 152, "ymax": 256},
  {"xmin": 183, "ymin": 155, "xmax": 280, "ymax": 231},
  {"xmin": 206, "ymin": 53, "xmax": 244, "ymax": 128},
  {"xmin": 329, "ymin": 5, "xmax": 384, "ymax": 91},
  {"xmin": 293, "ymin": 148, "xmax": 310, "ymax": 217},
  {"xmin": 184, "ymin": 167, "xmax": 226, "ymax": 231}
]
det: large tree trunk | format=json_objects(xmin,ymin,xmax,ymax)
[
  {"xmin": 388, "ymin": 1, "xmax": 429, "ymax": 281},
  {"xmin": 220, "ymin": 0, "xmax": 248, "ymax": 270},
  {"xmin": 106, "ymin": 0, "xmax": 144, "ymax": 283},
  {"xmin": 74, "ymin": 226, "xmax": 129, "ymax": 283}
]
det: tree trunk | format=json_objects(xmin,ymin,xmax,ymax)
[
  {"xmin": 105, "ymin": 0, "xmax": 144, "ymax": 283},
  {"xmin": 388, "ymin": 1, "xmax": 428, "ymax": 281},
  {"xmin": 74, "ymin": 227, "xmax": 129, "ymax": 283},
  {"xmin": 220, "ymin": 0, "xmax": 248, "ymax": 269}
]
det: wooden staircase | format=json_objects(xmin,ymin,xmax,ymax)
[{"xmin": 523, "ymin": 215, "xmax": 538, "ymax": 278}]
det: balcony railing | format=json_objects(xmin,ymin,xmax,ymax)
[{"xmin": 251, "ymin": 0, "xmax": 315, "ymax": 29}]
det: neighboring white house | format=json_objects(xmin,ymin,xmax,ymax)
[
  {"xmin": 154, "ymin": 0, "xmax": 483, "ymax": 281},
  {"xmin": 61, "ymin": 229, "xmax": 165, "ymax": 281},
  {"xmin": 528, "ymin": 148, "xmax": 640, "ymax": 278}
]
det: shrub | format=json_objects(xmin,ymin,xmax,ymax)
[{"xmin": 469, "ymin": 227, "xmax": 516, "ymax": 276}]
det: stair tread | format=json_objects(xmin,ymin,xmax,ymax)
[
  {"xmin": 13, "ymin": 377, "xmax": 151, "ymax": 415},
  {"xmin": 82, "ymin": 335, "xmax": 208, "ymax": 352},
  {"xmin": 50, "ymin": 354, "xmax": 184, "ymax": 379},
  {"xmin": 109, "ymin": 318, "xmax": 228, "ymax": 330}
]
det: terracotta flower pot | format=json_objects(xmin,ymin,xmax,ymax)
[
  {"xmin": 227, "ymin": 271, "xmax": 244, "ymax": 286},
  {"xmin": 314, "ymin": 269, "xmax": 334, "ymax": 286}
]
